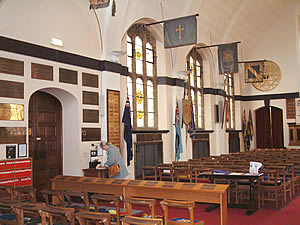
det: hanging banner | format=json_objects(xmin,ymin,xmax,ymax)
[
  {"xmin": 218, "ymin": 43, "xmax": 238, "ymax": 74},
  {"xmin": 245, "ymin": 62, "xmax": 264, "ymax": 83}
]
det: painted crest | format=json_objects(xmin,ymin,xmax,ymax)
[
  {"xmin": 223, "ymin": 50, "xmax": 233, "ymax": 62},
  {"xmin": 182, "ymin": 99, "xmax": 192, "ymax": 125}
]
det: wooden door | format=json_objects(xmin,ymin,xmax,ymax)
[
  {"xmin": 228, "ymin": 132, "xmax": 240, "ymax": 153},
  {"xmin": 192, "ymin": 134, "xmax": 210, "ymax": 159},
  {"xmin": 255, "ymin": 106, "xmax": 283, "ymax": 148},
  {"xmin": 29, "ymin": 91, "xmax": 62, "ymax": 199},
  {"xmin": 135, "ymin": 142, "xmax": 162, "ymax": 179}
]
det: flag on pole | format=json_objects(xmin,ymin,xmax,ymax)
[
  {"xmin": 122, "ymin": 96, "xmax": 133, "ymax": 166},
  {"xmin": 248, "ymin": 110, "xmax": 254, "ymax": 140},
  {"xmin": 242, "ymin": 110, "xmax": 250, "ymax": 151},
  {"xmin": 188, "ymin": 101, "xmax": 196, "ymax": 139},
  {"xmin": 245, "ymin": 62, "xmax": 264, "ymax": 83},
  {"xmin": 175, "ymin": 100, "xmax": 183, "ymax": 161},
  {"xmin": 218, "ymin": 43, "xmax": 239, "ymax": 74},
  {"xmin": 164, "ymin": 15, "xmax": 197, "ymax": 48}
]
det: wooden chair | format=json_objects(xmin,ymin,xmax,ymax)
[
  {"xmin": 0, "ymin": 186, "xmax": 14, "ymax": 201},
  {"xmin": 142, "ymin": 166, "xmax": 158, "ymax": 181},
  {"xmin": 41, "ymin": 189, "xmax": 65, "ymax": 206},
  {"xmin": 11, "ymin": 202, "xmax": 45, "ymax": 225},
  {"xmin": 39, "ymin": 205, "xmax": 75, "ymax": 225},
  {"xmin": 0, "ymin": 200, "xmax": 19, "ymax": 225},
  {"xmin": 13, "ymin": 186, "xmax": 36, "ymax": 202},
  {"xmin": 123, "ymin": 197, "xmax": 156, "ymax": 218},
  {"xmin": 91, "ymin": 193, "xmax": 121, "ymax": 225},
  {"xmin": 160, "ymin": 199, "xmax": 196, "ymax": 225},
  {"xmin": 157, "ymin": 164, "xmax": 174, "ymax": 181},
  {"xmin": 121, "ymin": 216, "xmax": 163, "ymax": 225},
  {"xmin": 64, "ymin": 191, "xmax": 89, "ymax": 211},
  {"xmin": 75, "ymin": 211, "xmax": 111, "ymax": 225}
]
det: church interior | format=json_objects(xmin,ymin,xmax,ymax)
[{"xmin": 0, "ymin": 0, "xmax": 300, "ymax": 224}]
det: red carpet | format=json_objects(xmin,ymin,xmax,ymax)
[{"xmin": 132, "ymin": 197, "xmax": 300, "ymax": 225}]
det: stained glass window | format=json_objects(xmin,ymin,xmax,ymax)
[
  {"xmin": 135, "ymin": 36, "xmax": 143, "ymax": 74},
  {"xmin": 146, "ymin": 43, "xmax": 153, "ymax": 77},
  {"xmin": 127, "ymin": 35, "xmax": 132, "ymax": 73},
  {"xmin": 147, "ymin": 80, "xmax": 154, "ymax": 127},
  {"xmin": 136, "ymin": 78, "xmax": 144, "ymax": 127},
  {"xmin": 187, "ymin": 49, "xmax": 204, "ymax": 129},
  {"xmin": 224, "ymin": 73, "xmax": 235, "ymax": 129},
  {"xmin": 127, "ymin": 76, "xmax": 133, "ymax": 125}
]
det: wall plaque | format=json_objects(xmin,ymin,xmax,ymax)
[
  {"xmin": 0, "ymin": 80, "xmax": 24, "ymax": 99},
  {"xmin": 83, "ymin": 109, "xmax": 99, "ymax": 123},
  {"xmin": 0, "ymin": 103, "xmax": 24, "ymax": 121},
  {"xmin": 0, "ymin": 127, "xmax": 26, "ymax": 144},
  {"xmin": 82, "ymin": 128, "xmax": 101, "ymax": 141},
  {"xmin": 107, "ymin": 90, "xmax": 120, "ymax": 150},
  {"xmin": 59, "ymin": 68, "xmax": 78, "ymax": 85},
  {"xmin": 0, "ymin": 57, "xmax": 24, "ymax": 76},
  {"xmin": 83, "ymin": 91, "xmax": 99, "ymax": 105},
  {"xmin": 31, "ymin": 63, "xmax": 53, "ymax": 81},
  {"xmin": 82, "ymin": 72, "xmax": 98, "ymax": 88}
]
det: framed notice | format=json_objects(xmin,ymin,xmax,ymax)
[
  {"xmin": 6, "ymin": 145, "xmax": 16, "ymax": 159},
  {"xmin": 18, "ymin": 143, "xmax": 27, "ymax": 158}
]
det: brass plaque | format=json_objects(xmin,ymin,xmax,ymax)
[
  {"xmin": 83, "ymin": 109, "xmax": 99, "ymax": 123},
  {"xmin": 107, "ymin": 90, "xmax": 120, "ymax": 150},
  {"xmin": 81, "ymin": 128, "xmax": 101, "ymax": 141},
  {"xmin": 0, "ymin": 80, "xmax": 24, "ymax": 99},
  {"xmin": 59, "ymin": 68, "xmax": 78, "ymax": 85},
  {"xmin": 0, "ymin": 57, "xmax": 24, "ymax": 76},
  {"xmin": 0, "ymin": 127, "xmax": 26, "ymax": 144},
  {"xmin": 0, "ymin": 103, "xmax": 24, "ymax": 121},
  {"xmin": 82, "ymin": 72, "xmax": 98, "ymax": 88},
  {"xmin": 82, "ymin": 91, "xmax": 99, "ymax": 105},
  {"xmin": 31, "ymin": 63, "xmax": 53, "ymax": 81}
]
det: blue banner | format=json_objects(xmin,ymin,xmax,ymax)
[{"xmin": 164, "ymin": 15, "xmax": 197, "ymax": 48}]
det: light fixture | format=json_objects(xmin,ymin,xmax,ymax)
[{"xmin": 50, "ymin": 38, "xmax": 64, "ymax": 47}]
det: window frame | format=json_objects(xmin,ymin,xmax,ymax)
[{"xmin": 224, "ymin": 73, "xmax": 235, "ymax": 130}]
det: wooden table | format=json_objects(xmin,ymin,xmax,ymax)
[
  {"xmin": 52, "ymin": 175, "xmax": 228, "ymax": 225},
  {"xmin": 82, "ymin": 167, "xmax": 108, "ymax": 178}
]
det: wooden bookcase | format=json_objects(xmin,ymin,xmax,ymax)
[{"xmin": 0, "ymin": 158, "xmax": 32, "ymax": 187}]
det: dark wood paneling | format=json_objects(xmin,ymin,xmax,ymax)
[
  {"xmin": 59, "ymin": 68, "xmax": 78, "ymax": 85},
  {"xmin": 0, "ymin": 127, "xmax": 26, "ymax": 144},
  {"xmin": 107, "ymin": 90, "xmax": 120, "ymax": 150},
  {"xmin": 0, "ymin": 57, "xmax": 24, "ymax": 76},
  {"xmin": 286, "ymin": 98, "xmax": 296, "ymax": 119},
  {"xmin": 271, "ymin": 107, "xmax": 284, "ymax": 148},
  {"xmin": 136, "ymin": 133, "xmax": 162, "ymax": 142},
  {"xmin": 0, "ymin": 103, "xmax": 24, "ymax": 121},
  {"xmin": 31, "ymin": 63, "xmax": 53, "ymax": 81},
  {"xmin": 83, "ymin": 109, "xmax": 99, "ymax": 123},
  {"xmin": 81, "ymin": 128, "xmax": 101, "ymax": 141},
  {"xmin": 0, "ymin": 80, "xmax": 24, "ymax": 99},
  {"xmin": 82, "ymin": 91, "xmax": 99, "ymax": 105},
  {"xmin": 82, "ymin": 72, "xmax": 98, "ymax": 88},
  {"xmin": 0, "ymin": 36, "xmax": 128, "ymax": 75}
]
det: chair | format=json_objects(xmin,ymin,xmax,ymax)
[
  {"xmin": 0, "ymin": 200, "xmax": 19, "ymax": 225},
  {"xmin": 160, "ymin": 199, "xmax": 198, "ymax": 225},
  {"xmin": 123, "ymin": 197, "xmax": 156, "ymax": 218},
  {"xmin": 0, "ymin": 186, "xmax": 14, "ymax": 201},
  {"xmin": 41, "ymin": 189, "xmax": 65, "ymax": 206},
  {"xmin": 39, "ymin": 205, "xmax": 75, "ymax": 225},
  {"xmin": 173, "ymin": 166, "xmax": 192, "ymax": 183},
  {"xmin": 75, "ymin": 211, "xmax": 111, "ymax": 225},
  {"xmin": 64, "ymin": 191, "xmax": 89, "ymax": 211},
  {"xmin": 13, "ymin": 186, "xmax": 36, "ymax": 202},
  {"xmin": 142, "ymin": 166, "xmax": 158, "ymax": 181},
  {"xmin": 157, "ymin": 164, "xmax": 174, "ymax": 181},
  {"xmin": 11, "ymin": 202, "xmax": 45, "ymax": 225},
  {"xmin": 91, "ymin": 193, "xmax": 121, "ymax": 225},
  {"xmin": 121, "ymin": 216, "xmax": 163, "ymax": 225}
]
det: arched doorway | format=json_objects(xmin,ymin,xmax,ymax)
[
  {"xmin": 255, "ymin": 106, "xmax": 284, "ymax": 148},
  {"xmin": 29, "ymin": 91, "xmax": 62, "ymax": 199}
]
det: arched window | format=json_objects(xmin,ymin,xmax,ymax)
[
  {"xmin": 224, "ymin": 73, "xmax": 235, "ymax": 129},
  {"xmin": 187, "ymin": 49, "xmax": 204, "ymax": 129},
  {"xmin": 126, "ymin": 24, "xmax": 157, "ymax": 129}
]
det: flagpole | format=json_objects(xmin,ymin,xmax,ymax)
[
  {"xmin": 142, "ymin": 14, "xmax": 199, "ymax": 27},
  {"xmin": 238, "ymin": 59, "xmax": 266, "ymax": 64},
  {"xmin": 195, "ymin": 41, "xmax": 241, "ymax": 49}
]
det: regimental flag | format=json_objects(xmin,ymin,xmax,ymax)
[
  {"xmin": 164, "ymin": 15, "xmax": 197, "ymax": 48},
  {"xmin": 248, "ymin": 110, "xmax": 254, "ymax": 141},
  {"xmin": 242, "ymin": 110, "xmax": 247, "ymax": 139},
  {"xmin": 245, "ymin": 62, "xmax": 264, "ymax": 83},
  {"xmin": 188, "ymin": 101, "xmax": 196, "ymax": 139},
  {"xmin": 182, "ymin": 99, "xmax": 192, "ymax": 126},
  {"xmin": 122, "ymin": 96, "xmax": 133, "ymax": 166},
  {"xmin": 218, "ymin": 43, "xmax": 238, "ymax": 74},
  {"xmin": 242, "ymin": 110, "xmax": 250, "ymax": 151},
  {"xmin": 175, "ymin": 100, "xmax": 183, "ymax": 161}
]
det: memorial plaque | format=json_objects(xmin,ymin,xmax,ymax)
[
  {"xmin": 0, "ymin": 103, "xmax": 24, "ymax": 121},
  {"xmin": 0, "ymin": 57, "xmax": 24, "ymax": 76},
  {"xmin": 83, "ymin": 91, "xmax": 99, "ymax": 105},
  {"xmin": 0, "ymin": 80, "xmax": 24, "ymax": 99},
  {"xmin": 82, "ymin": 72, "xmax": 98, "ymax": 88},
  {"xmin": 31, "ymin": 63, "xmax": 53, "ymax": 81},
  {"xmin": 83, "ymin": 109, "xmax": 99, "ymax": 123},
  {"xmin": 81, "ymin": 128, "xmax": 101, "ymax": 141},
  {"xmin": 59, "ymin": 68, "xmax": 78, "ymax": 85},
  {"xmin": 0, "ymin": 127, "xmax": 26, "ymax": 144},
  {"xmin": 127, "ymin": 180, "xmax": 141, "ymax": 186},
  {"xmin": 144, "ymin": 181, "xmax": 159, "ymax": 187},
  {"xmin": 107, "ymin": 90, "xmax": 120, "ymax": 150},
  {"xmin": 181, "ymin": 183, "xmax": 195, "ymax": 189}
]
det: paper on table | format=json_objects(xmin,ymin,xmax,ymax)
[{"xmin": 229, "ymin": 172, "xmax": 243, "ymax": 175}]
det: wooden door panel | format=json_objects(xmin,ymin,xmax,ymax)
[{"xmin": 271, "ymin": 107, "xmax": 284, "ymax": 148}]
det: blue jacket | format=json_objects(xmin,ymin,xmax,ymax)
[{"xmin": 104, "ymin": 144, "xmax": 129, "ymax": 179}]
